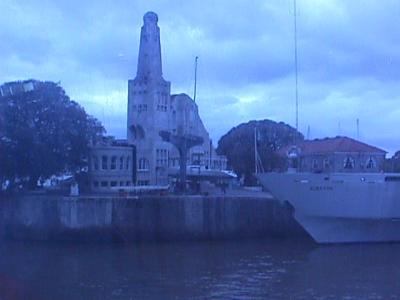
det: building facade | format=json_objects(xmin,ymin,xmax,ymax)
[
  {"xmin": 280, "ymin": 136, "xmax": 387, "ymax": 173},
  {"xmin": 127, "ymin": 12, "xmax": 226, "ymax": 185},
  {"xmin": 88, "ymin": 138, "xmax": 136, "ymax": 191}
]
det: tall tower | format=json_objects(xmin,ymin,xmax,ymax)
[{"xmin": 127, "ymin": 11, "xmax": 171, "ymax": 186}]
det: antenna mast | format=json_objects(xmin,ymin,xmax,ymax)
[
  {"xmin": 294, "ymin": 0, "xmax": 299, "ymax": 132},
  {"xmin": 193, "ymin": 56, "xmax": 199, "ymax": 102}
]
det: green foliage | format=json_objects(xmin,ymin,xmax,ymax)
[
  {"xmin": 0, "ymin": 80, "xmax": 105, "ymax": 189},
  {"xmin": 217, "ymin": 119, "xmax": 303, "ymax": 184}
]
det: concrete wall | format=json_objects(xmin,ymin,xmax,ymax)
[{"xmin": 0, "ymin": 195, "xmax": 307, "ymax": 242}]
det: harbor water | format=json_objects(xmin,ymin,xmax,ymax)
[{"xmin": 0, "ymin": 238, "xmax": 399, "ymax": 299}]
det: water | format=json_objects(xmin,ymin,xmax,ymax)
[{"xmin": 0, "ymin": 238, "xmax": 399, "ymax": 299}]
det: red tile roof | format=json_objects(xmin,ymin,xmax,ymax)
[{"xmin": 279, "ymin": 136, "xmax": 387, "ymax": 156}]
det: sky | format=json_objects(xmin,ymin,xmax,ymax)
[{"xmin": 1, "ymin": 0, "xmax": 400, "ymax": 155}]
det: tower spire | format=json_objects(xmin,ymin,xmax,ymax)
[{"xmin": 136, "ymin": 11, "xmax": 163, "ymax": 80}]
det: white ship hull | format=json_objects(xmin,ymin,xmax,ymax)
[{"xmin": 257, "ymin": 172, "xmax": 400, "ymax": 243}]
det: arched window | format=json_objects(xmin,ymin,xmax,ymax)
[
  {"xmin": 323, "ymin": 159, "xmax": 330, "ymax": 169},
  {"xmin": 138, "ymin": 158, "xmax": 149, "ymax": 170},
  {"xmin": 129, "ymin": 125, "xmax": 137, "ymax": 139},
  {"xmin": 344, "ymin": 156, "xmax": 355, "ymax": 169},
  {"xmin": 129, "ymin": 125, "xmax": 145, "ymax": 140},
  {"xmin": 136, "ymin": 125, "xmax": 145, "ymax": 139},
  {"xmin": 366, "ymin": 157, "xmax": 376, "ymax": 169}
]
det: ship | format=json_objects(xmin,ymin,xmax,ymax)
[
  {"xmin": 254, "ymin": 0, "xmax": 400, "ymax": 244},
  {"xmin": 257, "ymin": 171, "xmax": 400, "ymax": 243}
]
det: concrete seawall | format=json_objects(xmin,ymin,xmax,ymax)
[{"xmin": 0, "ymin": 195, "xmax": 307, "ymax": 242}]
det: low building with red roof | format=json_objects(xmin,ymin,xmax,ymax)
[{"xmin": 279, "ymin": 136, "xmax": 387, "ymax": 173}]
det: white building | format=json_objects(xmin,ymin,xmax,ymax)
[
  {"xmin": 88, "ymin": 138, "xmax": 136, "ymax": 191},
  {"xmin": 127, "ymin": 12, "xmax": 227, "ymax": 186}
]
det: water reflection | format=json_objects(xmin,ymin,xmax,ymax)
[{"xmin": 0, "ymin": 239, "xmax": 398, "ymax": 299}]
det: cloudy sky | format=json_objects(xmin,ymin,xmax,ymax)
[{"xmin": 1, "ymin": 0, "xmax": 400, "ymax": 154}]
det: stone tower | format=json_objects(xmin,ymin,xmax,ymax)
[{"xmin": 127, "ymin": 11, "xmax": 171, "ymax": 185}]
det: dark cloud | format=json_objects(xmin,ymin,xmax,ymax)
[{"xmin": 2, "ymin": 0, "xmax": 400, "ymax": 153}]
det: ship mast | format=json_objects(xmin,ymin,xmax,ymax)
[
  {"xmin": 255, "ymin": 127, "xmax": 257, "ymax": 174},
  {"xmin": 254, "ymin": 126, "xmax": 264, "ymax": 174},
  {"xmin": 289, "ymin": 0, "xmax": 301, "ymax": 172},
  {"xmin": 193, "ymin": 56, "xmax": 199, "ymax": 102},
  {"xmin": 294, "ymin": 0, "xmax": 299, "ymax": 133}
]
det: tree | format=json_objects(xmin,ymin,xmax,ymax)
[
  {"xmin": 0, "ymin": 80, "xmax": 105, "ymax": 189},
  {"xmin": 217, "ymin": 119, "xmax": 303, "ymax": 185}
]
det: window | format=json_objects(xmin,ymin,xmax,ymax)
[
  {"xmin": 102, "ymin": 156, "xmax": 108, "ymax": 170},
  {"xmin": 136, "ymin": 125, "xmax": 145, "ymax": 139},
  {"xmin": 93, "ymin": 181, "xmax": 99, "ymax": 187},
  {"xmin": 138, "ymin": 104, "xmax": 147, "ymax": 112},
  {"xmin": 157, "ymin": 93, "xmax": 168, "ymax": 111},
  {"xmin": 119, "ymin": 157, "xmax": 124, "ymax": 169},
  {"xmin": 126, "ymin": 181, "xmax": 131, "ymax": 186},
  {"xmin": 111, "ymin": 156, "xmax": 117, "ymax": 170},
  {"xmin": 120, "ymin": 181, "xmax": 124, "ymax": 186},
  {"xmin": 344, "ymin": 156, "xmax": 355, "ymax": 169},
  {"xmin": 101, "ymin": 181, "xmax": 108, "ymax": 187},
  {"xmin": 130, "ymin": 125, "xmax": 145, "ymax": 140},
  {"xmin": 126, "ymin": 157, "xmax": 131, "ymax": 170},
  {"xmin": 156, "ymin": 149, "xmax": 168, "ymax": 166},
  {"xmin": 366, "ymin": 157, "xmax": 376, "ymax": 169},
  {"xmin": 129, "ymin": 125, "xmax": 137, "ymax": 139},
  {"xmin": 138, "ymin": 157, "xmax": 149, "ymax": 170},
  {"xmin": 323, "ymin": 159, "xmax": 330, "ymax": 169},
  {"xmin": 93, "ymin": 156, "xmax": 99, "ymax": 170},
  {"xmin": 312, "ymin": 159, "xmax": 318, "ymax": 170},
  {"xmin": 192, "ymin": 153, "xmax": 201, "ymax": 165},
  {"xmin": 110, "ymin": 181, "xmax": 117, "ymax": 187}
]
